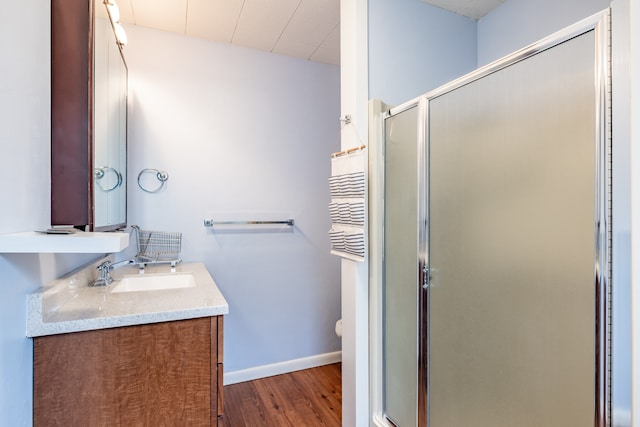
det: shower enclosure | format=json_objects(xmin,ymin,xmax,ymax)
[{"xmin": 377, "ymin": 11, "xmax": 611, "ymax": 427}]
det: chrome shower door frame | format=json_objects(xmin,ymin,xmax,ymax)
[{"xmin": 421, "ymin": 9, "xmax": 612, "ymax": 427}]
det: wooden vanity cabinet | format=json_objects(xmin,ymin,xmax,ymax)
[{"xmin": 33, "ymin": 316, "xmax": 224, "ymax": 426}]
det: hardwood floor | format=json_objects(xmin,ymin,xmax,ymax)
[{"xmin": 221, "ymin": 363, "xmax": 342, "ymax": 426}]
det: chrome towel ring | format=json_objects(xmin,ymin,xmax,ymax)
[
  {"xmin": 94, "ymin": 166, "xmax": 123, "ymax": 192},
  {"xmin": 137, "ymin": 168, "xmax": 169, "ymax": 193}
]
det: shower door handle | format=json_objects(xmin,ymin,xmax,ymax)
[
  {"xmin": 421, "ymin": 265, "xmax": 430, "ymax": 289},
  {"xmin": 421, "ymin": 265, "xmax": 436, "ymax": 289}
]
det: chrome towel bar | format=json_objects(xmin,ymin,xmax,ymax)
[{"xmin": 203, "ymin": 218, "xmax": 294, "ymax": 227}]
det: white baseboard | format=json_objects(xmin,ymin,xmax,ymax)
[
  {"xmin": 223, "ymin": 351, "xmax": 342, "ymax": 385},
  {"xmin": 372, "ymin": 413, "xmax": 393, "ymax": 427}
]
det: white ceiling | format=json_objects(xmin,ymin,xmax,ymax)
[{"xmin": 114, "ymin": 0, "xmax": 504, "ymax": 66}]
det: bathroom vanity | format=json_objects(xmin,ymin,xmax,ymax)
[{"xmin": 28, "ymin": 260, "xmax": 228, "ymax": 426}]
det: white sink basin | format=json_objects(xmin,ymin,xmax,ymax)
[{"xmin": 111, "ymin": 273, "xmax": 196, "ymax": 293}]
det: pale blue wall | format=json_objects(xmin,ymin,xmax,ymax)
[
  {"xmin": 368, "ymin": 0, "xmax": 477, "ymax": 106},
  {"xmin": 478, "ymin": 0, "xmax": 611, "ymax": 65},
  {"xmin": 122, "ymin": 25, "xmax": 342, "ymax": 374}
]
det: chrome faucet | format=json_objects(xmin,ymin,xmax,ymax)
[{"xmin": 90, "ymin": 259, "xmax": 134, "ymax": 287}]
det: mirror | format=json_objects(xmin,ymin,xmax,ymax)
[
  {"xmin": 50, "ymin": 0, "xmax": 128, "ymax": 232},
  {"xmin": 93, "ymin": 0, "xmax": 127, "ymax": 230}
]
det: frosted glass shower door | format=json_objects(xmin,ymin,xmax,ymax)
[
  {"xmin": 383, "ymin": 103, "xmax": 422, "ymax": 427},
  {"xmin": 427, "ymin": 30, "xmax": 600, "ymax": 426}
]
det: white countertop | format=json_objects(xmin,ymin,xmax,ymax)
[{"xmin": 26, "ymin": 258, "xmax": 228, "ymax": 337}]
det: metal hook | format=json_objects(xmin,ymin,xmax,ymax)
[{"xmin": 339, "ymin": 114, "xmax": 352, "ymax": 125}]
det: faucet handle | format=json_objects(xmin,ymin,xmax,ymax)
[
  {"xmin": 96, "ymin": 260, "xmax": 113, "ymax": 272},
  {"xmin": 92, "ymin": 261, "xmax": 114, "ymax": 286}
]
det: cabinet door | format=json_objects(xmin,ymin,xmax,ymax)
[
  {"xmin": 217, "ymin": 316, "xmax": 224, "ymax": 418},
  {"xmin": 34, "ymin": 318, "xmax": 215, "ymax": 426}
]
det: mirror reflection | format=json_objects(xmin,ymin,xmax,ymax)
[{"xmin": 93, "ymin": 0, "xmax": 127, "ymax": 230}]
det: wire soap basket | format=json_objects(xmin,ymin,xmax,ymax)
[{"xmin": 132, "ymin": 225, "xmax": 182, "ymax": 267}]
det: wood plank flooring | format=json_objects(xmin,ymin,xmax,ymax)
[{"xmin": 221, "ymin": 363, "xmax": 342, "ymax": 426}]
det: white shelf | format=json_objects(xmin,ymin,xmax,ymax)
[
  {"xmin": 0, "ymin": 231, "xmax": 129, "ymax": 253},
  {"xmin": 330, "ymin": 249, "xmax": 365, "ymax": 262}
]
